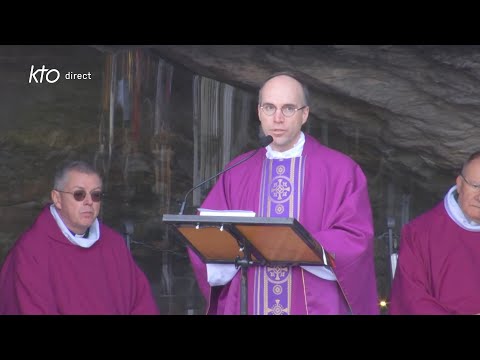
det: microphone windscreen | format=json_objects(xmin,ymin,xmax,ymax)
[{"xmin": 259, "ymin": 135, "xmax": 273, "ymax": 147}]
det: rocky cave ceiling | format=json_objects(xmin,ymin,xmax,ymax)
[{"xmin": 93, "ymin": 45, "xmax": 480, "ymax": 199}]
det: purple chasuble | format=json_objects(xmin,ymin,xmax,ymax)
[
  {"xmin": 389, "ymin": 202, "xmax": 480, "ymax": 315},
  {"xmin": 189, "ymin": 134, "xmax": 379, "ymax": 315},
  {"xmin": 0, "ymin": 205, "xmax": 160, "ymax": 315}
]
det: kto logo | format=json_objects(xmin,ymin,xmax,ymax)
[{"xmin": 28, "ymin": 65, "xmax": 60, "ymax": 84}]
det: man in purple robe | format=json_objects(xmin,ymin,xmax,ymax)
[
  {"xmin": 0, "ymin": 160, "xmax": 159, "ymax": 315},
  {"xmin": 188, "ymin": 72, "xmax": 379, "ymax": 315},
  {"xmin": 390, "ymin": 151, "xmax": 480, "ymax": 314}
]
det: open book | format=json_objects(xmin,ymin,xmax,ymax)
[{"xmin": 197, "ymin": 208, "xmax": 256, "ymax": 217}]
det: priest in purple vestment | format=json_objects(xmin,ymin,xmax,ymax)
[
  {"xmin": 188, "ymin": 72, "xmax": 379, "ymax": 315},
  {"xmin": 390, "ymin": 151, "xmax": 480, "ymax": 315},
  {"xmin": 0, "ymin": 160, "xmax": 160, "ymax": 315}
]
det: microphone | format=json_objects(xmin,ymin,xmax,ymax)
[{"xmin": 178, "ymin": 135, "xmax": 273, "ymax": 215}]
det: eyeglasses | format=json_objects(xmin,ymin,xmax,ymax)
[
  {"xmin": 260, "ymin": 103, "xmax": 307, "ymax": 117},
  {"xmin": 55, "ymin": 189, "xmax": 104, "ymax": 202},
  {"xmin": 460, "ymin": 173, "xmax": 480, "ymax": 191}
]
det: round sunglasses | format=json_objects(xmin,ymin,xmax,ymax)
[{"xmin": 56, "ymin": 189, "xmax": 104, "ymax": 202}]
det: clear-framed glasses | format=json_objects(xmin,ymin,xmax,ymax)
[
  {"xmin": 55, "ymin": 189, "xmax": 104, "ymax": 202},
  {"xmin": 460, "ymin": 173, "xmax": 480, "ymax": 192},
  {"xmin": 260, "ymin": 103, "xmax": 307, "ymax": 117}
]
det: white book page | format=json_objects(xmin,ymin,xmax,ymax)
[{"xmin": 198, "ymin": 208, "xmax": 256, "ymax": 217}]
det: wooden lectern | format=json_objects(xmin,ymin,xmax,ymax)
[{"xmin": 162, "ymin": 214, "xmax": 335, "ymax": 315}]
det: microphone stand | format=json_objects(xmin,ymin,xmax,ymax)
[
  {"xmin": 228, "ymin": 224, "xmax": 258, "ymax": 315},
  {"xmin": 236, "ymin": 247, "xmax": 252, "ymax": 316},
  {"xmin": 178, "ymin": 135, "xmax": 273, "ymax": 215}
]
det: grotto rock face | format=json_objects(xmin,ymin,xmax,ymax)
[{"xmin": 99, "ymin": 44, "xmax": 480, "ymax": 199}]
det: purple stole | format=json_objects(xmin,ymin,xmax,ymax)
[{"xmin": 249, "ymin": 156, "xmax": 306, "ymax": 315}]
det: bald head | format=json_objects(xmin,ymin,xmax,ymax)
[{"xmin": 259, "ymin": 73, "xmax": 309, "ymax": 106}]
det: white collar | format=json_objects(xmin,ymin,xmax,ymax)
[
  {"xmin": 444, "ymin": 185, "xmax": 480, "ymax": 232},
  {"xmin": 50, "ymin": 204, "xmax": 101, "ymax": 247},
  {"xmin": 265, "ymin": 132, "xmax": 305, "ymax": 159}
]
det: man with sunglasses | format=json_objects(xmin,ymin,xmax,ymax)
[
  {"xmin": 0, "ymin": 160, "xmax": 159, "ymax": 314},
  {"xmin": 188, "ymin": 72, "xmax": 379, "ymax": 315},
  {"xmin": 389, "ymin": 151, "xmax": 480, "ymax": 314}
]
